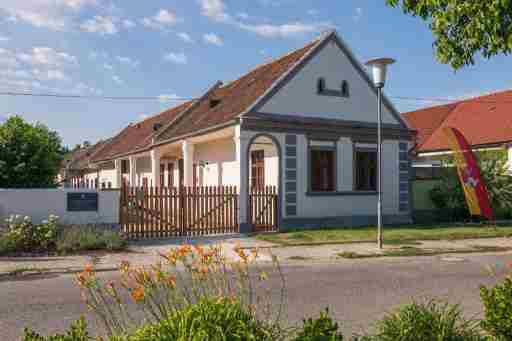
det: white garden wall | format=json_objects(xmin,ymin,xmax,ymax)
[{"xmin": 0, "ymin": 189, "xmax": 120, "ymax": 225}]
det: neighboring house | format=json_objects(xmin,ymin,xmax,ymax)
[
  {"xmin": 59, "ymin": 140, "xmax": 111, "ymax": 189},
  {"xmin": 76, "ymin": 30, "xmax": 413, "ymax": 231},
  {"xmin": 403, "ymin": 89, "xmax": 512, "ymax": 178}
]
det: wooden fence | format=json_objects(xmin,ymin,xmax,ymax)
[
  {"xmin": 249, "ymin": 186, "xmax": 279, "ymax": 232},
  {"xmin": 120, "ymin": 186, "xmax": 239, "ymax": 239}
]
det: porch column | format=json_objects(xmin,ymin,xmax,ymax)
[
  {"xmin": 114, "ymin": 159, "xmax": 122, "ymax": 188},
  {"xmin": 182, "ymin": 140, "xmax": 194, "ymax": 186},
  {"xmin": 151, "ymin": 149, "xmax": 161, "ymax": 187},
  {"xmin": 129, "ymin": 156, "xmax": 137, "ymax": 186},
  {"xmin": 235, "ymin": 126, "xmax": 251, "ymax": 233}
]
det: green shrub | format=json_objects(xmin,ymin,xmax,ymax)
[
  {"xmin": 374, "ymin": 300, "xmax": 483, "ymax": 341},
  {"xmin": 480, "ymin": 277, "xmax": 512, "ymax": 340},
  {"xmin": 56, "ymin": 226, "xmax": 126, "ymax": 255},
  {"xmin": 1, "ymin": 215, "xmax": 58, "ymax": 253},
  {"xmin": 295, "ymin": 309, "xmax": 344, "ymax": 341},
  {"xmin": 23, "ymin": 317, "xmax": 91, "ymax": 340},
  {"xmin": 112, "ymin": 298, "xmax": 273, "ymax": 341}
]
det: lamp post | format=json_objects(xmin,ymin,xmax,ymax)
[{"xmin": 365, "ymin": 57, "xmax": 395, "ymax": 250}]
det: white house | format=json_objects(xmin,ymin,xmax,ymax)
[{"xmin": 72, "ymin": 31, "xmax": 413, "ymax": 232}]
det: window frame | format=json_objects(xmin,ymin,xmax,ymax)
[
  {"xmin": 307, "ymin": 139, "xmax": 337, "ymax": 194},
  {"xmin": 353, "ymin": 144, "xmax": 378, "ymax": 192}
]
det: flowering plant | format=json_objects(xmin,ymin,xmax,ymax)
[
  {"xmin": 2, "ymin": 214, "xmax": 59, "ymax": 252},
  {"xmin": 76, "ymin": 243, "xmax": 287, "ymax": 338}
]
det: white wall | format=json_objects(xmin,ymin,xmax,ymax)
[
  {"xmin": 194, "ymin": 137, "xmax": 240, "ymax": 187},
  {"xmin": 0, "ymin": 189, "xmax": 120, "ymax": 225},
  {"xmin": 259, "ymin": 40, "xmax": 398, "ymax": 125}
]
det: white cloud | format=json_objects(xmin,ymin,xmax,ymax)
[
  {"xmin": 116, "ymin": 56, "xmax": 139, "ymax": 68},
  {"xmin": 199, "ymin": 0, "xmax": 231, "ymax": 23},
  {"xmin": 238, "ymin": 22, "xmax": 325, "ymax": 38},
  {"xmin": 199, "ymin": 0, "xmax": 328, "ymax": 39},
  {"xmin": 112, "ymin": 75, "xmax": 123, "ymax": 84},
  {"xmin": 0, "ymin": 0, "xmax": 97, "ymax": 30},
  {"xmin": 0, "ymin": 35, "xmax": 9, "ymax": 42},
  {"xmin": 142, "ymin": 9, "xmax": 179, "ymax": 29},
  {"xmin": 33, "ymin": 68, "xmax": 70, "ymax": 81},
  {"xmin": 177, "ymin": 32, "xmax": 194, "ymax": 43},
  {"xmin": 103, "ymin": 63, "xmax": 113, "ymax": 70},
  {"xmin": 164, "ymin": 52, "xmax": 187, "ymax": 65},
  {"xmin": 353, "ymin": 7, "xmax": 363, "ymax": 22},
  {"xmin": 0, "ymin": 48, "xmax": 19, "ymax": 67},
  {"xmin": 17, "ymin": 47, "xmax": 77, "ymax": 67},
  {"xmin": 80, "ymin": 16, "xmax": 119, "ymax": 35},
  {"xmin": 203, "ymin": 33, "xmax": 223, "ymax": 46},
  {"xmin": 122, "ymin": 19, "xmax": 135, "ymax": 28}
]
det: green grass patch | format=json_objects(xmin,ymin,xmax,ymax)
[
  {"xmin": 257, "ymin": 224, "xmax": 512, "ymax": 246},
  {"xmin": 287, "ymin": 255, "xmax": 314, "ymax": 261},
  {"xmin": 337, "ymin": 251, "xmax": 379, "ymax": 259}
]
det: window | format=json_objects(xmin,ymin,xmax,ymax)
[
  {"xmin": 317, "ymin": 78, "xmax": 326, "ymax": 94},
  {"xmin": 355, "ymin": 149, "xmax": 377, "ymax": 191},
  {"xmin": 341, "ymin": 80, "xmax": 350, "ymax": 97},
  {"xmin": 310, "ymin": 148, "xmax": 335, "ymax": 192},
  {"xmin": 94, "ymin": 178, "xmax": 98, "ymax": 189},
  {"xmin": 107, "ymin": 181, "xmax": 112, "ymax": 189},
  {"xmin": 251, "ymin": 150, "xmax": 265, "ymax": 190},
  {"xmin": 121, "ymin": 160, "xmax": 129, "ymax": 174}
]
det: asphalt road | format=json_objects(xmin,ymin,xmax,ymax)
[{"xmin": 1, "ymin": 252, "xmax": 509, "ymax": 340}]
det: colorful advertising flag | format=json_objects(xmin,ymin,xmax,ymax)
[{"xmin": 443, "ymin": 127, "xmax": 494, "ymax": 221}]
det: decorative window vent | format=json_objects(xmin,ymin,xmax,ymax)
[
  {"xmin": 209, "ymin": 99, "xmax": 221, "ymax": 109},
  {"xmin": 153, "ymin": 123, "xmax": 163, "ymax": 131},
  {"xmin": 316, "ymin": 77, "xmax": 350, "ymax": 98},
  {"xmin": 341, "ymin": 80, "xmax": 350, "ymax": 98},
  {"xmin": 317, "ymin": 78, "xmax": 326, "ymax": 94}
]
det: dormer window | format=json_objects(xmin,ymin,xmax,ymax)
[
  {"xmin": 341, "ymin": 80, "xmax": 350, "ymax": 98},
  {"xmin": 209, "ymin": 99, "xmax": 221, "ymax": 108},
  {"xmin": 317, "ymin": 78, "xmax": 326, "ymax": 94}
]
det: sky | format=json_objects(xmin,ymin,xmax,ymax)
[{"xmin": 0, "ymin": 0, "xmax": 511, "ymax": 147}]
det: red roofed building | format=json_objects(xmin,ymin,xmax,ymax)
[
  {"xmin": 70, "ymin": 31, "xmax": 414, "ymax": 231},
  {"xmin": 403, "ymin": 89, "xmax": 512, "ymax": 172}
]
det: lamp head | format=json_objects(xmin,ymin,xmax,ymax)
[{"xmin": 365, "ymin": 58, "xmax": 396, "ymax": 88}]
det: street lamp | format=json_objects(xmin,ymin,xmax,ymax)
[{"xmin": 365, "ymin": 57, "xmax": 396, "ymax": 250}]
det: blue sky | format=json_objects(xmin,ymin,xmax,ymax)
[{"xmin": 0, "ymin": 0, "xmax": 511, "ymax": 147}]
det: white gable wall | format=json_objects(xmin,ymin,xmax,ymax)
[{"xmin": 259, "ymin": 39, "xmax": 399, "ymax": 125}]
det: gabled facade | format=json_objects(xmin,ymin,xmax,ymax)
[{"xmin": 78, "ymin": 30, "xmax": 414, "ymax": 231}]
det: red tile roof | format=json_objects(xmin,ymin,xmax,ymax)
[
  {"xmin": 91, "ymin": 100, "xmax": 193, "ymax": 162},
  {"xmin": 402, "ymin": 89, "xmax": 512, "ymax": 153},
  {"xmin": 91, "ymin": 32, "xmax": 324, "ymax": 162},
  {"xmin": 155, "ymin": 38, "xmax": 321, "ymax": 142}
]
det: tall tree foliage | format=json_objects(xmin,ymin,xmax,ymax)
[
  {"xmin": 386, "ymin": 0, "xmax": 512, "ymax": 69},
  {"xmin": 0, "ymin": 116, "xmax": 65, "ymax": 188}
]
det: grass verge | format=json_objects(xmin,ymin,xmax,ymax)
[
  {"xmin": 257, "ymin": 224, "xmax": 512, "ymax": 246},
  {"xmin": 337, "ymin": 245, "xmax": 512, "ymax": 259}
]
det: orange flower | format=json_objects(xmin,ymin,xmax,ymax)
[
  {"xmin": 84, "ymin": 264, "xmax": 93, "ymax": 274},
  {"xmin": 165, "ymin": 275, "xmax": 177, "ymax": 288},
  {"xmin": 131, "ymin": 287, "xmax": 145, "ymax": 302},
  {"xmin": 119, "ymin": 260, "xmax": 130, "ymax": 274}
]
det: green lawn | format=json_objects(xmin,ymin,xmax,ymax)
[{"xmin": 256, "ymin": 224, "xmax": 512, "ymax": 246}]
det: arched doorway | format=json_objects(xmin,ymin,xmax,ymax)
[{"xmin": 246, "ymin": 134, "xmax": 282, "ymax": 232}]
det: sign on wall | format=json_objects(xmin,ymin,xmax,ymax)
[{"xmin": 67, "ymin": 193, "xmax": 98, "ymax": 212}]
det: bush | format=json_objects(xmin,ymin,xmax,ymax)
[
  {"xmin": 374, "ymin": 300, "xmax": 483, "ymax": 341},
  {"xmin": 0, "ymin": 215, "xmax": 58, "ymax": 254},
  {"xmin": 112, "ymin": 298, "xmax": 272, "ymax": 341},
  {"xmin": 23, "ymin": 317, "xmax": 91, "ymax": 341},
  {"xmin": 480, "ymin": 277, "xmax": 512, "ymax": 340},
  {"xmin": 56, "ymin": 226, "xmax": 126, "ymax": 255},
  {"xmin": 76, "ymin": 244, "xmax": 286, "ymax": 337},
  {"xmin": 295, "ymin": 309, "xmax": 344, "ymax": 341}
]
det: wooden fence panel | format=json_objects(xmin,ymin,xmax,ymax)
[
  {"xmin": 120, "ymin": 186, "xmax": 240, "ymax": 239},
  {"xmin": 249, "ymin": 186, "xmax": 278, "ymax": 233}
]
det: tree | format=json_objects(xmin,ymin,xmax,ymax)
[
  {"xmin": 0, "ymin": 115, "xmax": 65, "ymax": 188},
  {"xmin": 386, "ymin": 0, "xmax": 512, "ymax": 69}
]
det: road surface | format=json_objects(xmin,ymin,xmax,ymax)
[{"xmin": 0, "ymin": 252, "xmax": 509, "ymax": 339}]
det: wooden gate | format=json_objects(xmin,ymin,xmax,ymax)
[
  {"xmin": 120, "ymin": 186, "xmax": 239, "ymax": 239},
  {"xmin": 249, "ymin": 186, "xmax": 279, "ymax": 232}
]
